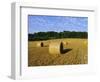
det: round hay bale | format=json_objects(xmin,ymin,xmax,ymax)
[
  {"xmin": 37, "ymin": 42, "xmax": 44, "ymax": 47},
  {"xmin": 49, "ymin": 42, "xmax": 64, "ymax": 57}
]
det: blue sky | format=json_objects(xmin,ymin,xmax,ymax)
[{"xmin": 28, "ymin": 15, "xmax": 88, "ymax": 33}]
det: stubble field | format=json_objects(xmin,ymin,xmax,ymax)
[{"xmin": 28, "ymin": 38, "xmax": 88, "ymax": 66}]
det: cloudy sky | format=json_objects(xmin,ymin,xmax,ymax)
[{"xmin": 28, "ymin": 15, "xmax": 88, "ymax": 33}]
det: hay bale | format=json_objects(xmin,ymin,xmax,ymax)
[
  {"xmin": 37, "ymin": 42, "xmax": 44, "ymax": 47},
  {"xmin": 49, "ymin": 42, "xmax": 64, "ymax": 57}
]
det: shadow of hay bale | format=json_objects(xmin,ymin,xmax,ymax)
[{"xmin": 60, "ymin": 42, "xmax": 72, "ymax": 54}]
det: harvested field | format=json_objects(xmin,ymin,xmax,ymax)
[{"xmin": 28, "ymin": 38, "xmax": 88, "ymax": 66}]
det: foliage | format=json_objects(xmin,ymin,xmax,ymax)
[{"xmin": 28, "ymin": 31, "xmax": 88, "ymax": 41}]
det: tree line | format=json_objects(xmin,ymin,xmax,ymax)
[{"xmin": 28, "ymin": 31, "xmax": 88, "ymax": 41}]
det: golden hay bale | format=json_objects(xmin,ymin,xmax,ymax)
[
  {"xmin": 49, "ymin": 42, "xmax": 64, "ymax": 57},
  {"xmin": 37, "ymin": 42, "xmax": 44, "ymax": 47}
]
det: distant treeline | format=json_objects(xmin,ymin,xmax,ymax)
[{"xmin": 28, "ymin": 31, "xmax": 88, "ymax": 41}]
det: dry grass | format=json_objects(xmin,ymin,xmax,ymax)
[{"xmin": 28, "ymin": 38, "xmax": 88, "ymax": 66}]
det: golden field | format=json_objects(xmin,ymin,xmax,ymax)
[{"xmin": 28, "ymin": 38, "xmax": 88, "ymax": 66}]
